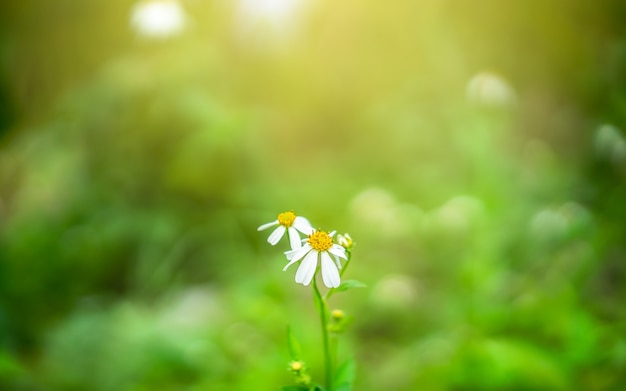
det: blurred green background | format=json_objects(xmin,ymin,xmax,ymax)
[{"xmin": 1, "ymin": 0, "xmax": 626, "ymax": 390}]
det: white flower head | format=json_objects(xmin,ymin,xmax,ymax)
[
  {"xmin": 258, "ymin": 211, "xmax": 313, "ymax": 249},
  {"xmin": 283, "ymin": 230, "xmax": 347, "ymax": 288}
]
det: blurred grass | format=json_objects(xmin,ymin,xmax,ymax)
[{"xmin": 1, "ymin": 0, "xmax": 626, "ymax": 390}]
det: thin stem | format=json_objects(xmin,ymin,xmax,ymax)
[
  {"xmin": 339, "ymin": 250, "xmax": 352, "ymax": 278},
  {"xmin": 313, "ymin": 277, "xmax": 333, "ymax": 391}
]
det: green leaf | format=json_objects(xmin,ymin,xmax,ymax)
[
  {"xmin": 333, "ymin": 358, "xmax": 356, "ymax": 391},
  {"xmin": 334, "ymin": 280, "xmax": 367, "ymax": 293},
  {"xmin": 287, "ymin": 326, "xmax": 303, "ymax": 361}
]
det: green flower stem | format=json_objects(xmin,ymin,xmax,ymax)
[
  {"xmin": 313, "ymin": 277, "xmax": 333, "ymax": 391},
  {"xmin": 339, "ymin": 251, "xmax": 352, "ymax": 278}
]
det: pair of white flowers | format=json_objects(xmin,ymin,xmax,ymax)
[{"xmin": 258, "ymin": 211, "xmax": 348, "ymax": 288}]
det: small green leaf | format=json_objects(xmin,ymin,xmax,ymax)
[
  {"xmin": 281, "ymin": 386, "xmax": 308, "ymax": 391},
  {"xmin": 334, "ymin": 280, "xmax": 367, "ymax": 293},
  {"xmin": 287, "ymin": 326, "xmax": 303, "ymax": 361},
  {"xmin": 333, "ymin": 358, "xmax": 356, "ymax": 391}
]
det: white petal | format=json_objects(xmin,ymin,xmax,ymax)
[
  {"xmin": 283, "ymin": 247, "xmax": 312, "ymax": 271},
  {"xmin": 295, "ymin": 250, "xmax": 318, "ymax": 286},
  {"xmin": 320, "ymin": 252, "xmax": 341, "ymax": 288},
  {"xmin": 329, "ymin": 230, "xmax": 337, "ymax": 237},
  {"xmin": 293, "ymin": 216, "xmax": 314, "ymax": 235},
  {"xmin": 267, "ymin": 226, "xmax": 286, "ymax": 245},
  {"xmin": 285, "ymin": 244, "xmax": 312, "ymax": 261},
  {"xmin": 328, "ymin": 244, "xmax": 348, "ymax": 259},
  {"xmin": 288, "ymin": 227, "xmax": 302, "ymax": 249},
  {"xmin": 333, "ymin": 255, "xmax": 342, "ymax": 269},
  {"xmin": 258, "ymin": 220, "xmax": 279, "ymax": 231}
]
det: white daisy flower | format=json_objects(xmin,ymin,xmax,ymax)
[
  {"xmin": 258, "ymin": 211, "xmax": 313, "ymax": 249},
  {"xmin": 283, "ymin": 230, "xmax": 347, "ymax": 288}
]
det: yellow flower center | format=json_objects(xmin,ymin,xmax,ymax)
[
  {"xmin": 277, "ymin": 211, "xmax": 296, "ymax": 227},
  {"xmin": 308, "ymin": 230, "xmax": 333, "ymax": 252}
]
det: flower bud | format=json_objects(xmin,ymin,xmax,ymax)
[
  {"xmin": 331, "ymin": 309, "xmax": 345, "ymax": 321},
  {"xmin": 289, "ymin": 360, "xmax": 304, "ymax": 372},
  {"xmin": 337, "ymin": 233, "xmax": 354, "ymax": 250},
  {"xmin": 288, "ymin": 360, "xmax": 311, "ymax": 386}
]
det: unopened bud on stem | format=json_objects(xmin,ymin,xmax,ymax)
[{"xmin": 337, "ymin": 233, "xmax": 354, "ymax": 250}]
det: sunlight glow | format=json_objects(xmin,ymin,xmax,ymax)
[
  {"xmin": 467, "ymin": 71, "xmax": 517, "ymax": 107},
  {"xmin": 595, "ymin": 124, "xmax": 626, "ymax": 164},
  {"xmin": 130, "ymin": 0, "xmax": 186, "ymax": 39},
  {"xmin": 234, "ymin": 0, "xmax": 307, "ymax": 47}
]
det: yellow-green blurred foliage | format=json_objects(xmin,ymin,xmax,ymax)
[{"xmin": 1, "ymin": 0, "xmax": 625, "ymax": 390}]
